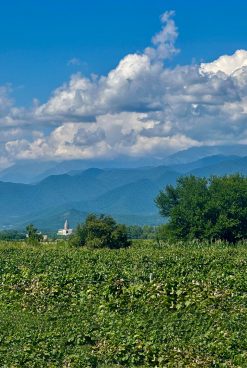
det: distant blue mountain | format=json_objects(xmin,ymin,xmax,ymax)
[
  {"xmin": 0, "ymin": 146, "xmax": 246, "ymax": 230},
  {"xmin": 172, "ymin": 155, "xmax": 239, "ymax": 173},
  {"xmin": 163, "ymin": 145, "xmax": 247, "ymax": 165},
  {"xmin": 0, "ymin": 166, "xmax": 179, "ymax": 229},
  {"xmin": 1, "ymin": 144, "xmax": 246, "ymax": 184},
  {"xmin": 0, "ymin": 161, "xmax": 57, "ymax": 184},
  {"xmin": 189, "ymin": 156, "xmax": 247, "ymax": 177}
]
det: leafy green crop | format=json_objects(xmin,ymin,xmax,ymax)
[{"xmin": 0, "ymin": 240, "xmax": 247, "ymax": 367}]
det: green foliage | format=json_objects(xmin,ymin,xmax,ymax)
[
  {"xmin": 26, "ymin": 224, "xmax": 42, "ymax": 244},
  {"xmin": 69, "ymin": 214, "xmax": 130, "ymax": 249},
  {"xmin": 0, "ymin": 230, "xmax": 26, "ymax": 241},
  {"xmin": 155, "ymin": 224, "xmax": 170, "ymax": 241},
  {"xmin": 156, "ymin": 174, "xmax": 247, "ymax": 242},
  {"xmin": 1, "ymin": 240, "xmax": 247, "ymax": 366},
  {"xmin": 127, "ymin": 225, "xmax": 157, "ymax": 239}
]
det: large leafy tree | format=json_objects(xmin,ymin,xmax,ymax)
[
  {"xmin": 155, "ymin": 174, "xmax": 247, "ymax": 242},
  {"xmin": 69, "ymin": 214, "xmax": 130, "ymax": 249}
]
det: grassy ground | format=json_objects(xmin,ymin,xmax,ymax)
[{"xmin": 0, "ymin": 240, "xmax": 247, "ymax": 367}]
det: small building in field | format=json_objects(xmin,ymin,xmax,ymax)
[{"xmin": 57, "ymin": 220, "xmax": 73, "ymax": 236}]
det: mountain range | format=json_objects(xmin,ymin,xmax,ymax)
[{"xmin": 0, "ymin": 144, "xmax": 246, "ymax": 231}]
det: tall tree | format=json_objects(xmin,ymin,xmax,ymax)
[{"xmin": 155, "ymin": 174, "xmax": 247, "ymax": 243}]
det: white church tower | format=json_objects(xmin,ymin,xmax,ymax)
[{"xmin": 57, "ymin": 219, "xmax": 73, "ymax": 236}]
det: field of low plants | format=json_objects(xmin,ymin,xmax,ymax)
[{"xmin": 1, "ymin": 240, "xmax": 247, "ymax": 367}]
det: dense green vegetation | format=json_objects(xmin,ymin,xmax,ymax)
[
  {"xmin": 69, "ymin": 214, "xmax": 130, "ymax": 249},
  {"xmin": 26, "ymin": 223, "xmax": 43, "ymax": 244},
  {"xmin": 126, "ymin": 225, "xmax": 158, "ymax": 239},
  {"xmin": 1, "ymin": 240, "xmax": 247, "ymax": 367},
  {"xmin": 0, "ymin": 229, "xmax": 25, "ymax": 241},
  {"xmin": 156, "ymin": 174, "xmax": 247, "ymax": 243}
]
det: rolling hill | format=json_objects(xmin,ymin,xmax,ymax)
[
  {"xmin": 0, "ymin": 149, "xmax": 246, "ymax": 230},
  {"xmin": 0, "ymin": 166, "xmax": 178, "ymax": 230}
]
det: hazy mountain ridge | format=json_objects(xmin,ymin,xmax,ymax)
[
  {"xmin": 163, "ymin": 145, "xmax": 247, "ymax": 165},
  {"xmin": 0, "ymin": 167, "xmax": 178, "ymax": 229},
  {"xmin": 0, "ymin": 146, "xmax": 246, "ymax": 230},
  {"xmin": 189, "ymin": 156, "xmax": 247, "ymax": 177},
  {"xmin": 1, "ymin": 144, "xmax": 246, "ymax": 184}
]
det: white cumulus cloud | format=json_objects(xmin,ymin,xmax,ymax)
[
  {"xmin": 200, "ymin": 49, "xmax": 247, "ymax": 76},
  {"xmin": 0, "ymin": 12, "xmax": 247, "ymax": 167}
]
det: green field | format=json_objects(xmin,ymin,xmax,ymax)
[{"xmin": 1, "ymin": 240, "xmax": 247, "ymax": 367}]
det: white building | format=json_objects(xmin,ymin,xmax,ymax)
[{"xmin": 57, "ymin": 220, "xmax": 73, "ymax": 236}]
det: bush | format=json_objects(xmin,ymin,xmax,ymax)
[
  {"xmin": 69, "ymin": 214, "xmax": 130, "ymax": 249},
  {"xmin": 26, "ymin": 224, "xmax": 42, "ymax": 245}
]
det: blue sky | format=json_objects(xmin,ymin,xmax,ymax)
[
  {"xmin": 0, "ymin": 1, "xmax": 247, "ymax": 167},
  {"xmin": 1, "ymin": 0, "xmax": 247, "ymax": 105}
]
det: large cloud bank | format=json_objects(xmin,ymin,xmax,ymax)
[{"xmin": 1, "ymin": 11, "xmax": 247, "ymax": 167}]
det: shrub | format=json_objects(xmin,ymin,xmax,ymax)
[
  {"xmin": 25, "ymin": 224, "xmax": 42, "ymax": 245},
  {"xmin": 69, "ymin": 214, "xmax": 130, "ymax": 249}
]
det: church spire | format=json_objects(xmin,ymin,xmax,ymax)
[{"xmin": 64, "ymin": 219, "xmax": 69, "ymax": 230}]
